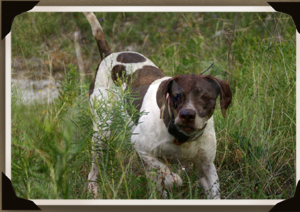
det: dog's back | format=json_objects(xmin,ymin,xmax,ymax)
[{"xmin": 84, "ymin": 12, "xmax": 166, "ymax": 104}]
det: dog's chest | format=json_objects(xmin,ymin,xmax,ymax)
[{"xmin": 150, "ymin": 118, "xmax": 216, "ymax": 163}]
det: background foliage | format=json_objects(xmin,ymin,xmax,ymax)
[{"xmin": 11, "ymin": 12, "xmax": 296, "ymax": 199}]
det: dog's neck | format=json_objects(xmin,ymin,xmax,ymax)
[{"xmin": 167, "ymin": 120, "xmax": 190, "ymax": 145}]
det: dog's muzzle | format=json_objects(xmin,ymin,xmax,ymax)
[
  {"xmin": 168, "ymin": 120, "xmax": 207, "ymax": 145},
  {"xmin": 177, "ymin": 123, "xmax": 207, "ymax": 139}
]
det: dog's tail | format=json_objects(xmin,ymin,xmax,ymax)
[{"xmin": 83, "ymin": 12, "xmax": 112, "ymax": 60}]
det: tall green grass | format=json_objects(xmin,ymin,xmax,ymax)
[{"xmin": 11, "ymin": 12, "xmax": 296, "ymax": 199}]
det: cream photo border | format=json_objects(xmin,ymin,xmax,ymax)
[{"xmin": 5, "ymin": 5, "xmax": 299, "ymax": 206}]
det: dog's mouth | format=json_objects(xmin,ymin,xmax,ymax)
[
  {"xmin": 180, "ymin": 125, "xmax": 194, "ymax": 132},
  {"xmin": 177, "ymin": 124, "xmax": 207, "ymax": 136}
]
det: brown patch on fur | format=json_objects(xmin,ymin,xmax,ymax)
[
  {"xmin": 126, "ymin": 65, "xmax": 165, "ymax": 123},
  {"xmin": 117, "ymin": 52, "xmax": 146, "ymax": 63},
  {"xmin": 111, "ymin": 64, "xmax": 127, "ymax": 83},
  {"xmin": 129, "ymin": 66, "xmax": 166, "ymax": 88},
  {"xmin": 111, "ymin": 65, "xmax": 165, "ymax": 88}
]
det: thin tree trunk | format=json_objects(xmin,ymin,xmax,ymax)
[{"xmin": 74, "ymin": 28, "xmax": 85, "ymax": 84}]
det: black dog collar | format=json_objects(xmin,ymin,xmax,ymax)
[
  {"xmin": 168, "ymin": 120, "xmax": 190, "ymax": 144},
  {"xmin": 168, "ymin": 120, "xmax": 206, "ymax": 145}
]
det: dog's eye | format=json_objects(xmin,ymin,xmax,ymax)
[
  {"xmin": 201, "ymin": 95, "xmax": 209, "ymax": 101},
  {"xmin": 195, "ymin": 88, "xmax": 201, "ymax": 94},
  {"xmin": 172, "ymin": 93, "xmax": 181, "ymax": 102}
]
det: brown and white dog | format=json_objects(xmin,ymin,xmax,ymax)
[{"xmin": 84, "ymin": 12, "xmax": 232, "ymax": 199}]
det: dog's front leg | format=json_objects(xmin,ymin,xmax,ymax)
[
  {"xmin": 88, "ymin": 116, "xmax": 114, "ymax": 197},
  {"xmin": 198, "ymin": 163, "xmax": 220, "ymax": 199},
  {"xmin": 140, "ymin": 153, "xmax": 182, "ymax": 197},
  {"xmin": 88, "ymin": 87, "xmax": 113, "ymax": 198}
]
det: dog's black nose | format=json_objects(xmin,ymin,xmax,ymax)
[{"xmin": 179, "ymin": 109, "xmax": 196, "ymax": 122}]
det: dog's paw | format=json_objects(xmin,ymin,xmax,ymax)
[
  {"xmin": 88, "ymin": 182, "xmax": 99, "ymax": 199},
  {"xmin": 164, "ymin": 172, "xmax": 182, "ymax": 190},
  {"xmin": 161, "ymin": 190, "xmax": 168, "ymax": 199},
  {"xmin": 206, "ymin": 187, "xmax": 220, "ymax": 199}
]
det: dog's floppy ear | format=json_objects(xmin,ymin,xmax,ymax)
[
  {"xmin": 157, "ymin": 77, "xmax": 179, "ymax": 119},
  {"xmin": 157, "ymin": 78, "xmax": 173, "ymax": 109},
  {"xmin": 204, "ymin": 75, "xmax": 232, "ymax": 118},
  {"xmin": 163, "ymin": 78, "xmax": 175, "ymax": 108}
]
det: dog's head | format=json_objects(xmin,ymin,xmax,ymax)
[{"xmin": 157, "ymin": 74, "xmax": 232, "ymax": 142}]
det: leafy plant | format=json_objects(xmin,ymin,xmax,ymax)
[{"xmin": 89, "ymin": 74, "xmax": 152, "ymax": 199}]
